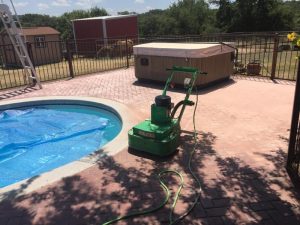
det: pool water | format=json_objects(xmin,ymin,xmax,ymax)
[{"xmin": 0, "ymin": 104, "xmax": 122, "ymax": 188}]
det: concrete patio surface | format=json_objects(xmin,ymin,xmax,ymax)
[{"xmin": 0, "ymin": 68, "xmax": 299, "ymax": 225}]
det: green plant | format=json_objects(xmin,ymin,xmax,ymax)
[{"xmin": 287, "ymin": 32, "xmax": 300, "ymax": 59}]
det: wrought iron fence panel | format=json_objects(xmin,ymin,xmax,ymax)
[{"xmin": 0, "ymin": 33, "xmax": 298, "ymax": 91}]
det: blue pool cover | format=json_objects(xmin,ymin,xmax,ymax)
[{"xmin": 0, "ymin": 104, "xmax": 122, "ymax": 188}]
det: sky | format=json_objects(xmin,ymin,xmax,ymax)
[{"xmin": 6, "ymin": 0, "xmax": 178, "ymax": 16}]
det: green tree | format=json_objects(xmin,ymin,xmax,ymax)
[
  {"xmin": 268, "ymin": 3, "xmax": 293, "ymax": 31},
  {"xmin": 138, "ymin": 9, "xmax": 168, "ymax": 36},
  {"xmin": 89, "ymin": 6, "xmax": 109, "ymax": 17},
  {"xmin": 232, "ymin": 0, "xmax": 257, "ymax": 32},
  {"xmin": 215, "ymin": 0, "xmax": 233, "ymax": 31},
  {"xmin": 214, "ymin": 0, "xmax": 294, "ymax": 32},
  {"xmin": 255, "ymin": 0, "xmax": 293, "ymax": 31},
  {"xmin": 282, "ymin": 0, "xmax": 299, "ymax": 30},
  {"xmin": 117, "ymin": 11, "xmax": 137, "ymax": 15},
  {"xmin": 167, "ymin": 0, "xmax": 212, "ymax": 34},
  {"xmin": 138, "ymin": 0, "xmax": 216, "ymax": 36},
  {"xmin": 255, "ymin": 0, "xmax": 272, "ymax": 31},
  {"xmin": 20, "ymin": 14, "xmax": 57, "ymax": 28}
]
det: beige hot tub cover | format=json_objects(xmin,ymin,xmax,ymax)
[{"xmin": 133, "ymin": 42, "xmax": 235, "ymax": 58}]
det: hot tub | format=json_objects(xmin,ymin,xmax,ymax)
[{"xmin": 134, "ymin": 42, "xmax": 235, "ymax": 87}]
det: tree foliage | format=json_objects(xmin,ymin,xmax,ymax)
[
  {"xmin": 90, "ymin": 7, "xmax": 108, "ymax": 17},
  {"xmin": 284, "ymin": 0, "xmax": 300, "ymax": 31},
  {"xmin": 117, "ymin": 11, "xmax": 137, "ymax": 15},
  {"xmin": 138, "ymin": 9, "xmax": 168, "ymax": 36},
  {"xmin": 215, "ymin": 0, "xmax": 233, "ymax": 31},
  {"xmin": 138, "ymin": 0, "xmax": 218, "ymax": 36},
  {"xmin": 4, "ymin": 1, "xmax": 298, "ymax": 40},
  {"xmin": 214, "ymin": 0, "xmax": 295, "ymax": 32},
  {"xmin": 19, "ymin": 14, "xmax": 57, "ymax": 28}
]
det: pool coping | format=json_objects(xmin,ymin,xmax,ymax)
[{"xmin": 0, "ymin": 96, "xmax": 140, "ymax": 201}]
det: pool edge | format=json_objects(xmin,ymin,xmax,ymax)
[{"xmin": 0, "ymin": 96, "xmax": 141, "ymax": 201}]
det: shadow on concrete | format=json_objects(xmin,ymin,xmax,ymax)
[
  {"xmin": 132, "ymin": 78, "xmax": 236, "ymax": 95},
  {"xmin": 0, "ymin": 176, "xmax": 40, "ymax": 201},
  {"xmin": 128, "ymin": 147, "xmax": 179, "ymax": 162},
  {"xmin": 0, "ymin": 132, "xmax": 299, "ymax": 225},
  {"xmin": 233, "ymin": 74, "xmax": 296, "ymax": 86},
  {"xmin": 0, "ymin": 86, "xmax": 38, "ymax": 101}
]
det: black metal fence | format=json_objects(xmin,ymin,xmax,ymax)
[
  {"xmin": 0, "ymin": 32, "xmax": 299, "ymax": 90},
  {"xmin": 140, "ymin": 33, "xmax": 299, "ymax": 80},
  {"xmin": 0, "ymin": 37, "xmax": 136, "ymax": 90},
  {"xmin": 287, "ymin": 60, "xmax": 300, "ymax": 185}
]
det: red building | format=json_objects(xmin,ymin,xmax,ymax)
[{"xmin": 72, "ymin": 15, "xmax": 138, "ymax": 55}]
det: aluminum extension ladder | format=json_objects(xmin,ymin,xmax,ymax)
[{"xmin": 0, "ymin": 2, "xmax": 42, "ymax": 89}]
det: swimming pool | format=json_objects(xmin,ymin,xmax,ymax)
[{"xmin": 0, "ymin": 100, "xmax": 122, "ymax": 188}]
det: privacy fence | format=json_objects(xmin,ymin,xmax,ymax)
[{"xmin": 0, "ymin": 32, "xmax": 299, "ymax": 90}]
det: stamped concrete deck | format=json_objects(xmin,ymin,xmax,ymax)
[{"xmin": 0, "ymin": 68, "xmax": 299, "ymax": 225}]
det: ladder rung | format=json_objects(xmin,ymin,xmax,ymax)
[
  {"xmin": 24, "ymin": 66, "xmax": 32, "ymax": 69},
  {"xmin": 28, "ymin": 76, "xmax": 36, "ymax": 79}
]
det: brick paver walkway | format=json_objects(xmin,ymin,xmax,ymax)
[{"xmin": 0, "ymin": 68, "xmax": 299, "ymax": 225}]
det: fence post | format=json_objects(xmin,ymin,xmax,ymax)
[
  {"xmin": 271, "ymin": 33, "xmax": 279, "ymax": 79},
  {"xmin": 287, "ymin": 60, "xmax": 300, "ymax": 168},
  {"xmin": 66, "ymin": 39, "xmax": 74, "ymax": 78},
  {"xmin": 26, "ymin": 42, "xmax": 35, "ymax": 68},
  {"xmin": 26, "ymin": 42, "xmax": 37, "ymax": 84},
  {"xmin": 125, "ymin": 36, "xmax": 129, "ymax": 68}
]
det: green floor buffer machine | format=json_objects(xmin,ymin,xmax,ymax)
[{"xmin": 128, "ymin": 66, "xmax": 207, "ymax": 156}]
